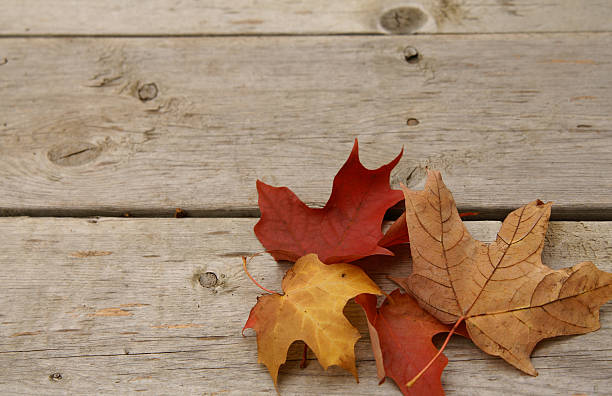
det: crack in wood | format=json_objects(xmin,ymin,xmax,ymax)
[{"xmin": 59, "ymin": 147, "xmax": 93, "ymax": 159}]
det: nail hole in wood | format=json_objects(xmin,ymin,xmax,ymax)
[
  {"xmin": 49, "ymin": 373, "xmax": 62, "ymax": 381},
  {"xmin": 403, "ymin": 46, "xmax": 420, "ymax": 63},
  {"xmin": 138, "ymin": 83, "xmax": 158, "ymax": 102},
  {"xmin": 407, "ymin": 118, "xmax": 420, "ymax": 126},
  {"xmin": 199, "ymin": 272, "xmax": 218, "ymax": 288}
]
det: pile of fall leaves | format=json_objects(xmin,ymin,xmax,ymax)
[{"xmin": 242, "ymin": 140, "xmax": 612, "ymax": 395}]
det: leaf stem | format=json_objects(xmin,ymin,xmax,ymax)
[
  {"xmin": 406, "ymin": 316, "xmax": 465, "ymax": 388},
  {"xmin": 242, "ymin": 254, "xmax": 279, "ymax": 295},
  {"xmin": 381, "ymin": 290, "xmax": 396, "ymax": 305},
  {"xmin": 300, "ymin": 343, "xmax": 309, "ymax": 368}
]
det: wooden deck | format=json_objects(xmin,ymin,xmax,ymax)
[{"xmin": 1, "ymin": 1, "xmax": 611, "ymax": 395}]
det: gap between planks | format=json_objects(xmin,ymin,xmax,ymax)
[
  {"xmin": 1, "ymin": 207, "xmax": 612, "ymax": 221},
  {"xmin": 2, "ymin": 31, "xmax": 612, "ymax": 39}
]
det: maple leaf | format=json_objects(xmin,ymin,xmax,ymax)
[
  {"xmin": 243, "ymin": 253, "xmax": 381, "ymax": 386},
  {"xmin": 394, "ymin": 170, "xmax": 612, "ymax": 376},
  {"xmin": 356, "ymin": 290, "xmax": 468, "ymax": 396},
  {"xmin": 379, "ymin": 211, "xmax": 480, "ymax": 248},
  {"xmin": 254, "ymin": 139, "xmax": 404, "ymax": 263},
  {"xmin": 378, "ymin": 212, "xmax": 411, "ymax": 248}
]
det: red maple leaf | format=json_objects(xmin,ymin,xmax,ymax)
[
  {"xmin": 254, "ymin": 139, "xmax": 403, "ymax": 263},
  {"xmin": 378, "ymin": 212, "xmax": 411, "ymax": 248},
  {"xmin": 356, "ymin": 290, "xmax": 468, "ymax": 396}
]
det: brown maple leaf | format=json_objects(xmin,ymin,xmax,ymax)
[
  {"xmin": 243, "ymin": 254, "xmax": 381, "ymax": 387},
  {"xmin": 393, "ymin": 170, "xmax": 612, "ymax": 376},
  {"xmin": 378, "ymin": 211, "xmax": 480, "ymax": 248}
]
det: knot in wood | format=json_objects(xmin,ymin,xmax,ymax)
[
  {"xmin": 138, "ymin": 83, "xmax": 158, "ymax": 101},
  {"xmin": 380, "ymin": 7, "xmax": 428, "ymax": 34},
  {"xmin": 47, "ymin": 142, "xmax": 101, "ymax": 167},
  {"xmin": 199, "ymin": 272, "xmax": 218, "ymax": 288}
]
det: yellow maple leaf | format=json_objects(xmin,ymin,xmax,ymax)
[{"xmin": 243, "ymin": 253, "xmax": 381, "ymax": 386}]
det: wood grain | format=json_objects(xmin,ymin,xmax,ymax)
[
  {"xmin": 2, "ymin": 1, "xmax": 612, "ymax": 35},
  {"xmin": 1, "ymin": 34, "xmax": 611, "ymax": 218},
  {"xmin": 0, "ymin": 218, "xmax": 610, "ymax": 395}
]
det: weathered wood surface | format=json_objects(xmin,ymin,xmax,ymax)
[
  {"xmin": 1, "ymin": 34, "xmax": 612, "ymax": 218},
  {"xmin": 2, "ymin": 0, "xmax": 612, "ymax": 35},
  {"xmin": 0, "ymin": 218, "xmax": 610, "ymax": 395}
]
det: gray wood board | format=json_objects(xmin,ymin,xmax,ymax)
[
  {"xmin": 1, "ymin": 34, "xmax": 611, "ymax": 218},
  {"xmin": 2, "ymin": 1, "xmax": 612, "ymax": 35},
  {"xmin": 0, "ymin": 218, "xmax": 611, "ymax": 395}
]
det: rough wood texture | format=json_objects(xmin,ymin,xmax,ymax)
[
  {"xmin": 2, "ymin": 1, "xmax": 612, "ymax": 35},
  {"xmin": 0, "ymin": 218, "xmax": 610, "ymax": 395},
  {"xmin": 1, "ymin": 34, "xmax": 612, "ymax": 218}
]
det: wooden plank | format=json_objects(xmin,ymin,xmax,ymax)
[
  {"xmin": 0, "ymin": 218, "xmax": 611, "ymax": 395},
  {"xmin": 2, "ymin": 1, "xmax": 612, "ymax": 35},
  {"xmin": 1, "ymin": 35, "xmax": 612, "ymax": 219}
]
